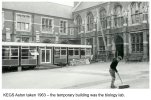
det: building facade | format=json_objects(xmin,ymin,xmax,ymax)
[
  {"xmin": 2, "ymin": 2, "xmax": 149, "ymax": 61},
  {"xmin": 2, "ymin": 2, "xmax": 79, "ymax": 44},
  {"xmin": 73, "ymin": 2, "xmax": 149, "ymax": 61}
]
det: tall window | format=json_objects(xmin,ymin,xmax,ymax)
[
  {"xmin": 114, "ymin": 5, "xmax": 124, "ymax": 27},
  {"xmin": 98, "ymin": 37, "xmax": 105, "ymax": 54},
  {"xmin": 131, "ymin": 33, "xmax": 143, "ymax": 53},
  {"xmin": 60, "ymin": 20, "xmax": 67, "ymax": 34},
  {"xmin": 100, "ymin": 9, "xmax": 107, "ymax": 29},
  {"xmin": 42, "ymin": 18, "xmax": 53, "ymax": 33},
  {"xmin": 131, "ymin": 2, "xmax": 143, "ymax": 24},
  {"xmin": 87, "ymin": 12, "xmax": 94, "ymax": 31},
  {"xmin": 76, "ymin": 15, "xmax": 82, "ymax": 33},
  {"xmin": 16, "ymin": 13, "xmax": 31, "ymax": 31}
]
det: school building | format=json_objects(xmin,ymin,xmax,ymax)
[{"xmin": 2, "ymin": 2, "xmax": 149, "ymax": 61}]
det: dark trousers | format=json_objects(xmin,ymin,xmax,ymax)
[{"xmin": 109, "ymin": 68, "xmax": 116, "ymax": 86}]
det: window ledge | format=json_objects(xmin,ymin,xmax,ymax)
[
  {"xmin": 16, "ymin": 30, "xmax": 31, "ymax": 32},
  {"xmin": 41, "ymin": 31, "xmax": 53, "ymax": 34}
]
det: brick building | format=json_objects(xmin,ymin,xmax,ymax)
[
  {"xmin": 2, "ymin": 2, "xmax": 149, "ymax": 61},
  {"xmin": 2, "ymin": 2, "xmax": 79, "ymax": 44}
]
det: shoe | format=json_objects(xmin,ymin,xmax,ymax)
[{"xmin": 110, "ymin": 85, "xmax": 117, "ymax": 88}]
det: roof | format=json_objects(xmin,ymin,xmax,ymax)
[
  {"xmin": 2, "ymin": 2, "xmax": 73, "ymax": 19},
  {"xmin": 2, "ymin": 42, "xmax": 92, "ymax": 48},
  {"xmin": 73, "ymin": 2, "xmax": 104, "ymax": 12}
]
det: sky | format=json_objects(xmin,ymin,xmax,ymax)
[
  {"xmin": 2, "ymin": 0, "xmax": 75, "ymax": 6},
  {"xmin": 2, "ymin": 0, "xmax": 149, "ymax": 7},
  {"xmin": 48, "ymin": 0, "xmax": 74, "ymax": 6}
]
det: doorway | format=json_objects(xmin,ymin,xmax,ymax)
[{"xmin": 40, "ymin": 49, "xmax": 51, "ymax": 64}]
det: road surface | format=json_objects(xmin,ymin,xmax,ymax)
[{"xmin": 2, "ymin": 62, "xmax": 149, "ymax": 89}]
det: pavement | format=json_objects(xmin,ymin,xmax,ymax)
[{"xmin": 2, "ymin": 62, "xmax": 149, "ymax": 89}]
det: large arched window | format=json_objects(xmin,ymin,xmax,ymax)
[
  {"xmin": 76, "ymin": 15, "xmax": 82, "ymax": 33},
  {"xmin": 131, "ymin": 2, "xmax": 143, "ymax": 24},
  {"xmin": 100, "ymin": 9, "xmax": 107, "ymax": 29},
  {"xmin": 87, "ymin": 12, "xmax": 94, "ymax": 31},
  {"xmin": 114, "ymin": 5, "xmax": 123, "ymax": 27}
]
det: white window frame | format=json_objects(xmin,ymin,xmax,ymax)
[
  {"xmin": 41, "ymin": 17, "xmax": 54, "ymax": 34},
  {"xmin": 59, "ymin": 19, "xmax": 68, "ymax": 35},
  {"xmin": 16, "ymin": 13, "xmax": 31, "ymax": 32},
  {"xmin": 40, "ymin": 48, "xmax": 52, "ymax": 64}
]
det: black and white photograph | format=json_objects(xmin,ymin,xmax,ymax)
[{"xmin": 1, "ymin": 0, "xmax": 149, "ymax": 91}]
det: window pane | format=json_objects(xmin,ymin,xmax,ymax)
[
  {"xmin": 46, "ymin": 50, "xmax": 50, "ymax": 62},
  {"xmin": 75, "ymin": 49, "xmax": 79, "ymax": 55},
  {"xmin": 131, "ymin": 33, "xmax": 143, "ymax": 52},
  {"xmin": 16, "ymin": 14, "xmax": 31, "ymax": 31},
  {"xmin": 2, "ymin": 48, "xmax": 10, "ymax": 59},
  {"xmin": 17, "ymin": 22, "xmax": 21, "ymax": 30},
  {"xmin": 69, "ymin": 50, "xmax": 73, "ymax": 56},
  {"xmin": 11, "ymin": 49, "xmax": 18, "ymax": 56},
  {"xmin": 81, "ymin": 50, "xmax": 85, "ymax": 55},
  {"xmin": 132, "ymin": 44, "xmax": 135, "ymax": 52},
  {"xmin": 54, "ymin": 48, "xmax": 60, "ymax": 57},
  {"xmin": 25, "ymin": 23, "xmax": 29, "ymax": 30},
  {"xmin": 136, "ymin": 44, "xmax": 139, "ymax": 51},
  {"xmin": 21, "ymin": 49, "xmax": 29, "ymax": 59},
  {"xmin": 140, "ymin": 43, "xmax": 143, "ymax": 52},
  {"xmin": 42, "ymin": 50, "xmax": 45, "ymax": 62},
  {"xmin": 61, "ymin": 50, "xmax": 66, "ymax": 55}
]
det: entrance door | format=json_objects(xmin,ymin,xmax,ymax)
[
  {"xmin": 41, "ymin": 49, "xmax": 51, "ymax": 63},
  {"xmin": 115, "ymin": 35, "xmax": 124, "ymax": 58}
]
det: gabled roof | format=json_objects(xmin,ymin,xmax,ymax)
[
  {"xmin": 73, "ymin": 2, "xmax": 104, "ymax": 12},
  {"xmin": 2, "ymin": 2, "xmax": 73, "ymax": 19}
]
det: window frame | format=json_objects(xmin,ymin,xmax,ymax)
[
  {"xmin": 41, "ymin": 17, "xmax": 54, "ymax": 34},
  {"xmin": 59, "ymin": 19, "xmax": 68, "ymax": 35},
  {"xmin": 16, "ymin": 13, "xmax": 31, "ymax": 32},
  {"xmin": 2, "ymin": 46, "xmax": 19, "ymax": 60},
  {"xmin": 100, "ymin": 9, "xmax": 107, "ymax": 29},
  {"xmin": 76, "ymin": 15, "xmax": 82, "ymax": 34},
  {"xmin": 131, "ymin": 32, "xmax": 143, "ymax": 53},
  {"xmin": 131, "ymin": 2, "xmax": 143, "ymax": 25},
  {"xmin": 21, "ymin": 46, "xmax": 37, "ymax": 59},
  {"xmin": 87, "ymin": 12, "xmax": 94, "ymax": 32},
  {"xmin": 114, "ymin": 5, "xmax": 124, "ymax": 28}
]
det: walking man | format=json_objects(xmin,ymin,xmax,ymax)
[{"xmin": 109, "ymin": 56, "xmax": 122, "ymax": 88}]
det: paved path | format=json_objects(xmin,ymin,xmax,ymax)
[{"xmin": 2, "ymin": 62, "xmax": 149, "ymax": 89}]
